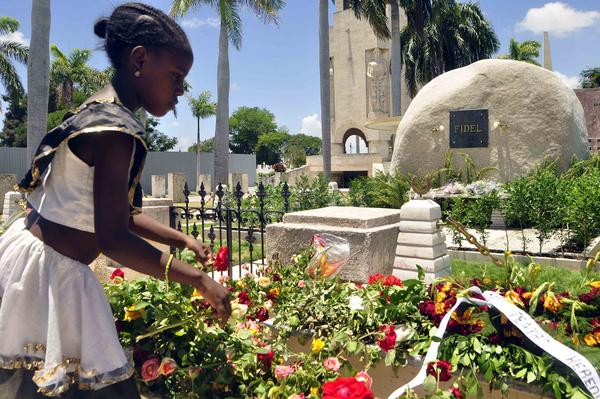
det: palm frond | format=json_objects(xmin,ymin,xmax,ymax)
[
  {"xmin": 0, "ymin": 16, "xmax": 19, "ymax": 36},
  {"xmin": 0, "ymin": 53, "xmax": 24, "ymax": 95},
  {"xmin": 0, "ymin": 40, "xmax": 28, "ymax": 64}
]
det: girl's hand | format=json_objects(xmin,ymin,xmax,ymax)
[
  {"xmin": 196, "ymin": 274, "xmax": 232, "ymax": 327},
  {"xmin": 185, "ymin": 238, "xmax": 212, "ymax": 265}
]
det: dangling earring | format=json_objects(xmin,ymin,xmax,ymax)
[{"xmin": 134, "ymin": 71, "xmax": 141, "ymax": 78}]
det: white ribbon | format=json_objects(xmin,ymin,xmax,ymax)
[{"xmin": 388, "ymin": 287, "xmax": 600, "ymax": 399}]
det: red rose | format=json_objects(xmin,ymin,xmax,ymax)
[
  {"xmin": 110, "ymin": 268, "xmax": 125, "ymax": 282},
  {"xmin": 322, "ymin": 377, "xmax": 374, "ymax": 399},
  {"xmin": 214, "ymin": 247, "xmax": 229, "ymax": 272},
  {"xmin": 252, "ymin": 307, "xmax": 269, "ymax": 322},
  {"xmin": 419, "ymin": 300, "xmax": 436, "ymax": 319},
  {"xmin": 450, "ymin": 387, "xmax": 463, "ymax": 399},
  {"xmin": 426, "ymin": 360, "xmax": 452, "ymax": 382},
  {"xmin": 377, "ymin": 325, "xmax": 396, "ymax": 352},
  {"xmin": 257, "ymin": 351, "xmax": 274, "ymax": 369},
  {"xmin": 238, "ymin": 290, "xmax": 250, "ymax": 305},
  {"xmin": 488, "ymin": 334, "xmax": 503, "ymax": 345},
  {"xmin": 383, "ymin": 275, "xmax": 403, "ymax": 287},
  {"xmin": 368, "ymin": 274, "xmax": 384, "ymax": 284}
]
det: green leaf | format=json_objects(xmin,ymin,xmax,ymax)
[{"xmin": 384, "ymin": 349, "xmax": 396, "ymax": 366}]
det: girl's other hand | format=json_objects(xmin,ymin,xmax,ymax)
[{"xmin": 185, "ymin": 238, "xmax": 212, "ymax": 265}]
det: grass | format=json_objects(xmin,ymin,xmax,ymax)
[{"xmin": 452, "ymin": 259, "xmax": 600, "ymax": 294}]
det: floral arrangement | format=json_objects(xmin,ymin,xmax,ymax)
[{"xmin": 104, "ymin": 247, "xmax": 600, "ymax": 398}]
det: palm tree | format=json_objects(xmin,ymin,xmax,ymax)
[
  {"xmin": 0, "ymin": 17, "xmax": 28, "ymax": 98},
  {"xmin": 497, "ymin": 38, "xmax": 541, "ymax": 66},
  {"xmin": 188, "ymin": 90, "xmax": 216, "ymax": 188},
  {"xmin": 170, "ymin": 0, "xmax": 285, "ymax": 186},
  {"xmin": 27, "ymin": 0, "xmax": 51, "ymax": 162},
  {"xmin": 50, "ymin": 45, "xmax": 104, "ymax": 109},
  {"xmin": 401, "ymin": 0, "xmax": 499, "ymax": 97}
]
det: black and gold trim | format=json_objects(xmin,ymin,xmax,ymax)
[{"xmin": 17, "ymin": 98, "xmax": 148, "ymax": 215}]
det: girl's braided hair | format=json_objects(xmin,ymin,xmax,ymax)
[{"xmin": 94, "ymin": 2, "xmax": 192, "ymax": 68}]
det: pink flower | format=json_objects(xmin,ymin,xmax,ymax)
[
  {"xmin": 274, "ymin": 364, "xmax": 295, "ymax": 380},
  {"xmin": 289, "ymin": 394, "xmax": 305, "ymax": 399},
  {"xmin": 298, "ymin": 280, "xmax": 305, "ymax": 288},
  {"xmin": 355, "ymin": 370, "xmax": 373, "ymax": 389},
  {"xmin": 219, "ymin": 275, "xmax": 230, "ymax": 285},
  {"xmin": 141, "ymin": 358, "xmax": 160, "ymax": 382},
  {"xmin": 158, "ymin": 357, "xmax": 177, "ymax": 376},
  {"xmin": 323, "ymin": 357, "xmax": 341, "ymax": 371}
]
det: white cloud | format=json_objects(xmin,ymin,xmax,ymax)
[
  {"xmin": 176, "ymin": 135, "xmax": 194, "ymax": 152},
  {"xmin": 554, "ymin": 71, "xmax": 581, "ymax": 89},
  {"xmin": 171, "ymin": 120, "xmax": 180, "ymax": 128},
  {"xmin": 0, "ymin": 31, "xmax": 30, "ymax": 46},
  {"xmin": 301, "ymin": 114, "xmax": 322, "ymax": 137},
  {"xmin": 181, "ymin": 17, "xmax": 220, "ymax": 29},
  {"xmin": 517, "ymin": 2, "xmax": 600, "ymax": 37}
]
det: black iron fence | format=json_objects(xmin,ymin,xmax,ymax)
[{"xmin": 169, "ymin": 181, "xmax": 291, "ymax": 277}]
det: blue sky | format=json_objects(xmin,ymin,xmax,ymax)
[{"xmin": 1, "ymin": 0, "xmax": 599, "ymax": 151}]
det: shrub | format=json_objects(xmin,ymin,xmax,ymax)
[{"xmin": 564, "ymin": 168, "xmax": 600, "ymax": 252}]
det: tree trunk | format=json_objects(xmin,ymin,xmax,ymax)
[
  {"xmin": 214, "ymin": 20, "xmax": 230, "ymax": 187},
  {"xmin": 27, "ymin": 0, "xmax": 51, "ymax": 163},
  {"xmin": 390, "ymin": 1, "xmax": 401, "ymax": 116},
  {"xmin": 196, "ymin": 116, "xmax": 200, "ymax": 191},
  {"xmin": 319, "ymin": 0, "xmax": 331, "ymax": 179}
]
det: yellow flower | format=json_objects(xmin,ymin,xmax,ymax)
[
  {"xmin": 590, "ymin": 281, "xmax": 600, "ymax": 289},
  {"xmin": 441, "ymin": 282, "xmax": 453, "ymax": 293},
  {"xmin": 124, "ymin": 305, "xmax": 144, "ymax": 321},
  {"xmin": 543, "ymin": 293, "xmax": 562, "ymax": 313},
  {"xmin": 311, "ymin": 338, "xmax": 325, "ymax": 353},
  {"xmin": 237, "ymin": 280, "xmax": 246, "ymax": 289},
  {"xmin": 192, "ymin": 288, "xmax": 202, "ymax": 298},
  {"xmin": 522, "ymin": 292, "xmax": 533, "ymax": 300},
  {"xmin": 435, "ymin": 302, "xmax": 446, "ymax": 315},
  {"xmin": 310, "ymin": 387, "xmax": 320, "ymax": 396},
  {"xmin": 258, "ymin": 276, "xmax": 271, "ymax": 288},
  {"xmin": 595, "ymin": 331, "xmax": 600, "ymax": 341},
  {"xmin": 482, "ymin": 277, "xmax": 492, "ymax": 285},
  {"xmin": 505, "ymin": 290, "xmax": 524, "ymax": 307},
  {"xmin": 584, "ymin": 334, "xmax": 598, "ymax": 347},
  {"xmin": 269, "ymin": 287, "xmax": 280, "ymax": 297},
  {"xmin": 436, "ymin": 292, "xmax": 447, "ymax": 303},
  {"xmin": 451, "ymin": 308, "xmax": 474, "ymax": 324}
]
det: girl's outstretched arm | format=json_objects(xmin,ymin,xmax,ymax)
[{"xmin": 93, "ymin": 131, "xmax": 230, "ymax": 324}]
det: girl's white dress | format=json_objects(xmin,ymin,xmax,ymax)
[{"xmin": 0, "ymin": 141, "xmax": 134, "ymax": 396}]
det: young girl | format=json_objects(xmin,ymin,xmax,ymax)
[{"xmin": 0, "ymin": 3, "xmax": 231, "ymax": 398}]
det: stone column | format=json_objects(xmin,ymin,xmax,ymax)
[
  {"xmin": 151, "ymin": 175, "xmax": 166, "ymax": 198},
  {"xmin": 0, "ymin": 174, "xmax": 17, "ymax": 215},
  {"xmin": 2, "ymin": 191, "xmax": 23, "ymax": 222},
  {"xmin": 230, "ymin": 173, "xmax": 249, "ymax": 193},
  {"xmin": 167, "ymin": 172, "xmax": 186, "ymax": 203},
  {"xmin": 393, "ymin": 199, "xmax": 451, "ymax": 282},
  {"xmin": 197, "ymin": 174, "xmax": 212, "ymax": 193}
]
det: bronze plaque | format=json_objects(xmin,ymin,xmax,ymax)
[{"xmin": 449, "ymin": 109, "xmax": 489, "ymax": 148}]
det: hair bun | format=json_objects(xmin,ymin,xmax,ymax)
[{"xmin": 94, "ymin": 17, "xmax": 109, "ymax": 38}]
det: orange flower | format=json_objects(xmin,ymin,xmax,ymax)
[
  {"xmin": 584, "ymin": 334, "xmax": 598, "ymax": 347},
  {"xmin": 158, "ymin": 358, "xmax": 177, "ymax": 376},
  {"xmin": 543, "ymin": 292, "xmax": 562, "ymax": 313},
  {"xmin": 521, "ymin": 292, "xmax": 533, "ymax": 300},
  {"xmin": 505, "ymin": 290, "xmax": 524, "ymax": 307},
  {"xmin": 590, "ymin": 281, "xmax": 600, "ymax": 289},
  {"xmin": 435, "ymin": 302, "xmax": 446, "ymax": 315},
  {"xmin": 124, "ymin": 305, "xmax": 143, "ymax": 321}
]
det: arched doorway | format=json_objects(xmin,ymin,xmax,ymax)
[{"xmin": 343, "ymin": 128, "xmax": 368, "ymax": 154}]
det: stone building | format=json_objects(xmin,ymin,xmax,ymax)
[
  {"xmin": 305, "ymin": 0, "xmax": 412, "ymax": 187},
  {"xmin": 575, "ymin": 88, "xmax": 600, "ymax": 152}
]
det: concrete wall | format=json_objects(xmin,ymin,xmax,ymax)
[{"xmin": 0, "ymin": 148, "xmax": 257, "ymax": 194}]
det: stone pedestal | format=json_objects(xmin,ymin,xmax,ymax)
[
  {"xmin": 266, "ymin": 206, "xmax": 401, "ymax": 283},
  {"xmin": 394, "ymin": 200, "xmax": 450, "ymax": 282},
  {"xmin": 229, "ymin": 173, "xmax": 249, "ymax": 193},
  {"xmin": 2, "ymin": 191, "xmax": 22, "ymax": 222},
  {"xmin": 151, "ymin": 175, "xmax": 166, "ymax": 198},
  {"xmin": 167, "ymin": 172, "xmax": 186, "ymax": 203},
  {"xmin": 197, "ymin": 174, "xmax": 212, "ymax": 193},
  {"xmin": 0, "ymin": 174, "xmax": 17, "ymax": 215},
  {"xmin": 328, "ymin": 182, "xmax": 339, "ymax": 192}
]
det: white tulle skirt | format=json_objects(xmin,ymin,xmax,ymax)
[{"xmin": 0, "ymin": 218, "xmax": 133, "ymax": 397}]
